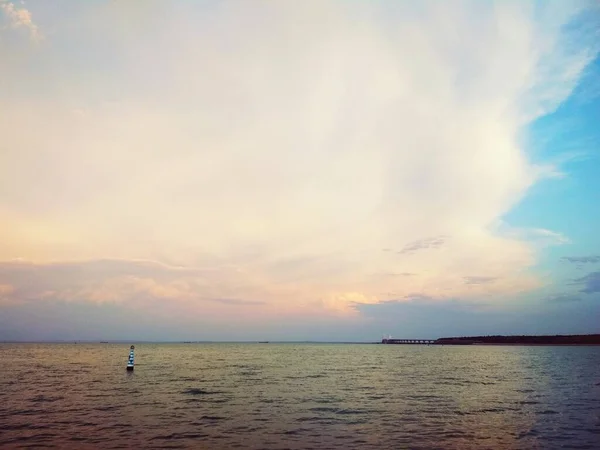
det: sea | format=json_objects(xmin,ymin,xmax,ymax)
[{"xmin": 1, "ymin": 343, "xmax": 599, "ymax": 449}]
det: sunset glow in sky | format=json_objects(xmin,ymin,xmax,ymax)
[{"xmin": 1, "ymin": 0, "xmax": 599, "ymax": 341}]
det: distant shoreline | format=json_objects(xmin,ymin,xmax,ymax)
[
  {"xmin": 417, "ymin": 334, "xmax": 600, "ymax": 346},
  {"xmin": 2, "ymin": 335, "xmax": 600, "ymax": 346},
  {"xmin": 0, "ymin": 340, "xmax": 380, "ymax": 344},
  {"xmin": 2, "ymin": 334, "xmax": 600, "ymax": 346},
  {"xmin": 473, "ymin": 343, "xmax": 600, "ymax": 346}
]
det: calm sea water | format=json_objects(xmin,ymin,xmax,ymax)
[{"xmin": 1, "ymin": 343, "xmax": 599, "ymax": 449}]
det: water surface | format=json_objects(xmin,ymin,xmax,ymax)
[{"xmin": 1, "ymin": 343, "xmax": 599, "ymax": 449}]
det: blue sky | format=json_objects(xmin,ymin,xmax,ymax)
[
  {"xmin": 0, "ymin": 0, "xmax": 599, "ymax": 341},
  {"xmin": 503, "ymin": 54, "xmax": 600, "ymax": 299}
]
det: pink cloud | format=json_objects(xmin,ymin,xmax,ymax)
[
  {"xmin": 0, "ymin": 0, "xmax": 40, "ymax": 40},
  {"xmin": 0, "ymin": 283, "xmax": 15, "ymax": 305}
]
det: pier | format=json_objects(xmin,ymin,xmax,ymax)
[
  {"xmin": 381, "ymin": 334, "xmax": 600, "ymax": 345},
  {"xmin": 381, "ymin": 338, "xmax": 437, "ymax": 345}
]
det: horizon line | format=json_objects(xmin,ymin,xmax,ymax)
[{"xmin": 3, "ymin": 333, "xmax": 600, "ymax": 344}]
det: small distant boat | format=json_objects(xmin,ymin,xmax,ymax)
[
  {"xmin": 258, "ymin": 341, "xmax": 269, "ymax": 344},
  {"xmin": 126, "ymin": 345, "xmax": 135, "ymax": 371}
]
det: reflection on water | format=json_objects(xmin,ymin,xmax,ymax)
[{"xmin": 1, "ymin": 343, "xmax": 599, "ymax": 449}]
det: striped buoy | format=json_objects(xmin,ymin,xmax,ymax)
[{"xmin": 126, "ymin": 345, "xmax": 134, "ymax": 371}]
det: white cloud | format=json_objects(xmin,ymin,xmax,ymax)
[
  {"xmin": 0, "ymin": 0, "xmax": 39, "ymax": 40},
  {"xmin": 0, "ymin": 1, "xmax": 597, "ymax": 315},
  {"xmin": 494, "ymin": 223, "xmax": 571, "ymax": 247}
]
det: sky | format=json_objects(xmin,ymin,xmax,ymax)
[{"xmin": 1, "ymin": 0, "xmax": 599, "ymax": 341}]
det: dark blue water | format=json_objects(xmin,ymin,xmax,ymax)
[{"xmin": 1, "ymin": 343, "xmax": 599, "ymax": 449}]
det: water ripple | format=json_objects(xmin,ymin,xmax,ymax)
[{"xmin": 1, "ymin": 343, "xmax": 599, "ymax": 449}]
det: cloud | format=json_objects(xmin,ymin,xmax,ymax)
[
  {"xmin": 496, "ymin": 226, "xmax": 571, "ymax": 246},
  {"xmin": 209, "ymin": 298, "xmax": 265, "ymax": 306},
  {"xmin": 547, "ymin": 294, "xmax": 581, "ymax": 303},
  {"xmin": 0, "ymin": 283, "xmax": 15, "ymax": 305},
  {"xmin": 573, "ymin": 271, "xmax": 600, "ymax": 294},
  {"xmin": 561, "ymin": 256, "xmax": 600, "ymax": 264},
  {"xmin": 463, "ymin": 276, "xmax": 497, "ymax": 285},
  {"xmin": 0, "ymin": 259, "xmax": 266, "ymax": 310},
  {"xmin": 355, "ymin": 295, "xmax": 600, "ymax": 338},
  {"xmin": 0, "ymin": 1, "xmax": 598, "ymax": 319},
  {"xmin": 0, "ymin": 258, "xmax": 208, "ymax": 291},
  {"xmin": 0, "ymin": 0, "xmax": 39, "ymax": 40},
  {"xmin": 383, "ymin": 272, "xmax": 416, "ymax": 277},
  {"xmin": 529, "ymin": 229, "xmax": 570, "ymax": 242},
  {"xmin": 397, "ymin": 236, "xmax": 447, "ymax": 255},
  {"xmin": 0, "ymin": 283, "xmax": 13, "ymax": 295}
]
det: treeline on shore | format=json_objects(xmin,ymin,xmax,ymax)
[{"xmin": 436, "ymin": 334, "xmax": 600, "ymax": 345}]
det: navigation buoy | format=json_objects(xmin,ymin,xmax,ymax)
[{"xmin": 126, "ymin": 345, "xmax": 135, "ymax": 371}]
